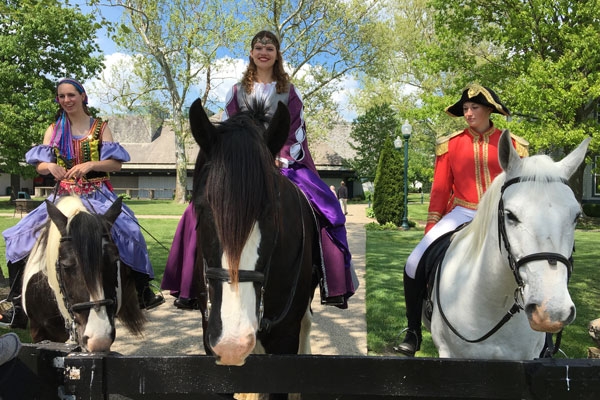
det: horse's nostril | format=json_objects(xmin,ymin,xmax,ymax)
[{"xmin": 524, "ymin": 304, "xmax": 537, "ymax": 317}]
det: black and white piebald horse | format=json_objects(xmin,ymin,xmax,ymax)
[{"xmin": 22, "ymin": 196, "xmax": 145, "ymax": 352}]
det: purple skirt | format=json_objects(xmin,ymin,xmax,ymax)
[
  {"xmin": 161, "ymin": 163, "xmax": 356, "ymax": 302},
  {"xmin": 161, "ymin": 203, "xmax": 198, "ymax": 298},
  {"xmin": 281, "ymin": 164, "xmax": 354, "ymax": 300},
  {"xmin": 2, "ymin": 186, "xmax": 154, "ymax": 278}
]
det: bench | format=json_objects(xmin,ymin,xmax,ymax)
[{"xmin": 14, "ymin": 199, "xmax": 42, "ymax": 217}]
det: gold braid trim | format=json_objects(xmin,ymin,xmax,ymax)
[
  {"xmin": 509, "ymin": 133, "xmax": 529, "ymax": 157},
  {"xmin": 435, "ymin": 130, "xmax": 463, "ymax": 156},
  {"xmin": 467, "ymin": 84, "xmax": 508, "ymax": 116},
  {"xmin": 427, "ymin": 212, "xmax": 442, "ymax": 225}
]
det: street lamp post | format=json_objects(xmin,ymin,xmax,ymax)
[{"xmin": 394, "ymin": 120, "xmax": 412, "ymax": 230}]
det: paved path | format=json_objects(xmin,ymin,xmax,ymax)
[{"xmin": 110, "ymin": 203, "xmax": 372, "ymax": 357}]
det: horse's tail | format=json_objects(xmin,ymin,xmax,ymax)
[{"xmin": 205, "ymin": 118, "xmax": 277, "ymax": 284}]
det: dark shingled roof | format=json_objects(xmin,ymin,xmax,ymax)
[{"xmin": 106, "ymin": 115, "xmax": 355, "ymax": 171}]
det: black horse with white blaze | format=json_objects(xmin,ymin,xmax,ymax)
[{"xmin": 190, "ymin": 98, "xmax": 319, "ymax": 372}]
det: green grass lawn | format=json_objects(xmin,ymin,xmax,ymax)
[{"xmin": 366, "ymin": 196, "xmax": 600, "ymax": 359}]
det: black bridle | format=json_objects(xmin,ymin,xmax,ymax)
[
  {"xmin": 202, "ymin": 183, "xmax": 309, "ymax": 334},
  {"xmin": 436, "ymin": 176, "xmax": 573, "ymax": 348},
  {"xmin": 55, "ymin": 233, "xmax": 117, "ymax": 344}
]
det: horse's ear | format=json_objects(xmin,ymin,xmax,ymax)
[
  {"xmin": 105, "ymin": 197, "xmax": 123, "ymax": 225},
  {"xmin": 498, "ymin": 129, "xmax": 520, "ymax": 172},
  {"xmin": 264, "ymin": 101, "xmax": 290, "ymax": 156},
  {"xmin": 189, "ymin": 98, "xmax": 216, "ymax": 155},
  {"xmin": 557, "ymin": 136, "xmax": 591, "ymax": 179},
  {"xmin": 46, "ymin": 199, "xmax": 68, "ymax": 236}
]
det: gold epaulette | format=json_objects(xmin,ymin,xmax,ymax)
[
  {"xmin": 510, "ymin": 133, "xmax": 529, "ymax": 157},
  {"xmin": 435, "ymin": 130, "xmax": 463, "ymax": 156}
]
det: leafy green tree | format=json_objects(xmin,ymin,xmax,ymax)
[
  {"xmin": 246, "ymin": 0, "xmax": 382, "ymax": 140},
  {"xmin": 93, "ymin": 0, "xmax": 245, "ymax": 203},
  {"xmin": 91, "ymin": 0, "xmax": 383, "ymax": 202},
  {"xmin": 0, "ymin": 0, "xmax": 103, "ymax": 177},
  {"xmin": 347, "ymin": 103, "xmax": 398, "ymax": 180},
  {"xmin": 429, "ymin": 0, "xmax": 600, "ymax": 155},
  {"xmin": 373, "ymin": 137, "xmax": 404, "ymax": 226}
]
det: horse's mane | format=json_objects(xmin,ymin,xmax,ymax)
[
  {"xmin": 204, "ymin": 107, "xmax": 278, "ymax": 283},
  {"xmin": 459, "ymin": 153, "xmax": 567, "ymax": 255}
]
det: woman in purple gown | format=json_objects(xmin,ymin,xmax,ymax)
[{"xmin": 162, "ymin": 31, "xmax": 357, "ymax": 308}]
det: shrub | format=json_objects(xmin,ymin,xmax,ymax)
[
  {"xmin": 583, "ymin": 203, "xmax": 600, "ymax": 218},
  {"xmin": 372, "ymin": 137, "xmax": 405, "ymax": 226}
]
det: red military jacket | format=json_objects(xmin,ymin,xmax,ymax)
[{"xmin": 425, "ymin": 125, "xmax": 529, "ymax": 233}]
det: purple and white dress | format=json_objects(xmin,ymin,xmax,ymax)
[{"xmin": 224, "ymin": 82, "xmax": 356, "ymax": 304}]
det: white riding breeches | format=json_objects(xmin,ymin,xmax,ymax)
[{"xmin": 405, "ymin": 206, "xmax": 476, "ymax": 279}]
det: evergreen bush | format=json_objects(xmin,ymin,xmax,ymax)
[{"xmin": 373, "ymin": 137, "xmax": 405, "ymax": 226}]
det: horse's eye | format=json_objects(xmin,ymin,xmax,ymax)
[
  {"xmin": 505, "ymin": 210, "xmax": 520, "ymax": 223},
  {"xmin": 59, "ymin": 261, "xmax": 76, "ymax": 270}
]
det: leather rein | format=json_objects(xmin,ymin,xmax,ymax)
[
  {"xmin": 203, "ymin": 181, "xmax": 308, "ymax": 334},
  {"xmin": 435, "ymin": 176, "xmax": 573, "ymax": 349}
]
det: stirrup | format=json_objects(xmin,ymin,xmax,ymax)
[
  {"xmin": 0, "ymin": 299, "xmax": 27, "ymax": 329},
  {"xmin": 393, "ymin": 328, "xmax": 421, "ymax": 356},
  {"xmin": 139, "ymin": 283, "xmax": 165, "ymax": 310},
  {"xmin": 0, "ymin": 299, "xmax": 14, "ymax": 328}
]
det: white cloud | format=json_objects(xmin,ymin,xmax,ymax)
[
  {"xmin": 86, "ymin": 53, "xmax": 359, "ymax": 121},
  {"xmin": 333, "ymin": 75, "xmax": 360, "ymax": 121}
]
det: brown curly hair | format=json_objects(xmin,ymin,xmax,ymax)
[{"xmin": 241, "ymin": 30, "xmax": 290, "ymax": 95}]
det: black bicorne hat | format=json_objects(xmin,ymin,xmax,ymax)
[{"xmin": 445, "ymin": 84, "xmax": 510, "ymax": 117}]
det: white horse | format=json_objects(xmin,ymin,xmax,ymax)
[{"xmin": 428, "ymin": 130, "xmax": 590, "ymax": 359}]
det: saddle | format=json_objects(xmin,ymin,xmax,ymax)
[{"xmin": 418, "ymin": 223, "xmax": 469, "ymax": 323}]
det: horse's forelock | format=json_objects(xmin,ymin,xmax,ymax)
[
  {"xmin": 462, "ymin": 152, "xmax": 569, "ymax": 253},
  {"xmin": 66, "ymin": 211, "xmax": 107, "ymax": 299},
  {"xmin": 204, "ymin": 113, "xmax": 277, "ymax": 282}
]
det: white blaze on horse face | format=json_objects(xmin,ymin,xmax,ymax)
[
  {"xmin": 504, "ymin": 185, "xmax": 577, "ymax": 332},
  {"xmin": 83, "ymin": 284, "xmax": 115, "ymax": 352},
  {"xmin": 212, "ymin": 222, "xmax": 261, "ymax": 366}
]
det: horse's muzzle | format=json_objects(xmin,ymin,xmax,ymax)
[
  {"xmin": 210, "ymin": 332, "xmax": 256, "ymax": 366},
  {"xmin": 525, "ymin": 303, "xmax": 576, "ymax": 333}
]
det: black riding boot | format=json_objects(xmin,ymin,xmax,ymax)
[
  {"xmin": 394, "ymin": 270, "xmax": 424, "ymax": 357},
  {"xmin": 131, "ymin": 270, "xmax": 164, "ymax": 310},
  {"xmin": 0, "ymin": 260, "xmax": 28, "ymax": 329}
]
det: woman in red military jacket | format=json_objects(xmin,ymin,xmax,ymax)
[{"xmin": 395, "ymin": 84, "xmax": 529, "ymax": 357}]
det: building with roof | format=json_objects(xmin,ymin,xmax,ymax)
[{"xmin": 11, "ymin": 115, "xmax": 360, "ymax": 201}]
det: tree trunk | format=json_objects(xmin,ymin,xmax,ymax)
[{"xmin": 174, "ymin": 132, "xmax": 188, "ymax": 204}]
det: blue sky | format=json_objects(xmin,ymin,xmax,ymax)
[{"xmin": 71, "ymin": 1, "xmax": 358, "ymax": 120}]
